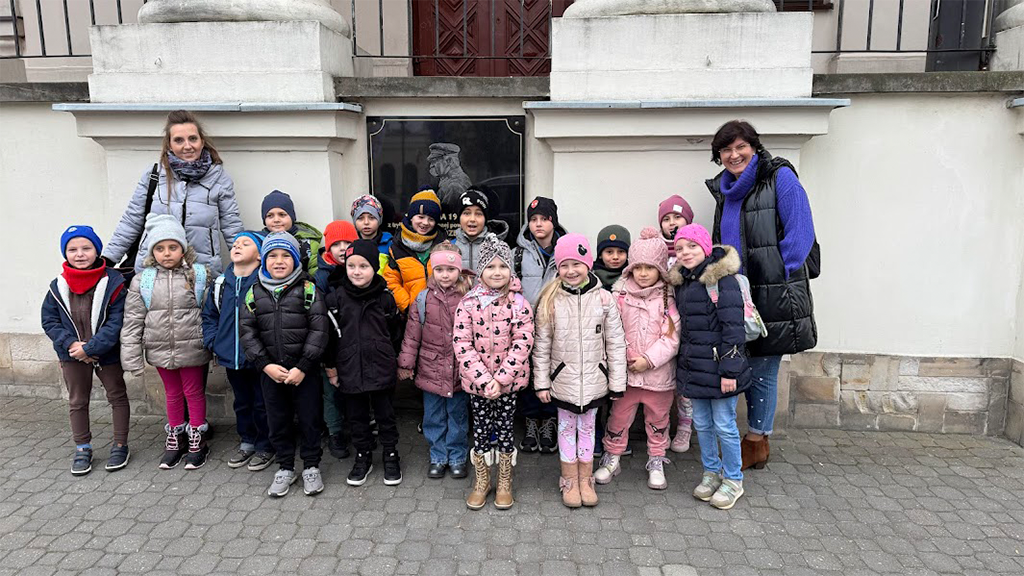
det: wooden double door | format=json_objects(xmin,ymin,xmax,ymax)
[{"xmin": 412, "ymin": 0, "xmax": 575, "ymax": 76}]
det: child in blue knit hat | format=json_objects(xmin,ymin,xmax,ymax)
[
  {"xmin": 202, "ymin": 230, "xmax": 275, "ymax": 472},
  {"xmin": 42, "ymin": 225, "xmax": 131, "ymax": 475}
]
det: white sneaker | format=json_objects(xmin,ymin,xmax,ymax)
[
  {"xmin": 593, "ymin": 453, "xmax": 620, "ymax": 485},
  {"xmin": 710, "ymin": 478, "xmax": 744, "ymax": 510},
  {"xmin": 267, "ymin": 469, "xmax": 296, "ymax": 498},
  {"xmin": 302, "ymin": 467, "xmax": 324, "ymax": 496},
  {"xmin": 693, "ymin": 471, "xmax": 722, "ymax": 501},
  {"xmin": 646, "ymin": 456, "xmax": 669, "ymax": 490}
]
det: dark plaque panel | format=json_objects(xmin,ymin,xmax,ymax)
[{"xmin": 366, "ymin": 116, "xmax": 525, "ymax": 242}]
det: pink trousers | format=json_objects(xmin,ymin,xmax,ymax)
[
  {"xmin": 604, "ymin": 387, "xmax": 674, "ymax": 457},
  {"xmin": 157, "ymin": 366, "xmax": 207, "ymax": 428}
]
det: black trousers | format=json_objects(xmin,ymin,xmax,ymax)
[
  {"xmin": 261, "ymin": 371, "xmax": 323, "ymax": 470},
  {"xmin": 343, "ymin": 389, "xmax": 399, "ymax": 453}
]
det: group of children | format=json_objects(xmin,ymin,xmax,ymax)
[{"xmin": 42, "ymin": 186, "xmax": 754, "ymax": 510}]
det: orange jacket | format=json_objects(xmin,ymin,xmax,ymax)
[{"xmin": 383, "ymin": 235, "xmax": 446, "ymax": 312}]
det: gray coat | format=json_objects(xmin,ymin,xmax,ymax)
[
  {"xmin": 103, "ymin": 163, "xmax": 244, "ymax": 275},
  {"xmin": 513, "ymin": 222, "xmax": 567, "ymax": 306},
  {"xmin": 453, "ymin": 219, "xmax": 509, "ymax": 275}
]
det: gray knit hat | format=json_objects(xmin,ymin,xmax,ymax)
[
  {"xmin": 145, "ymin": 213, "xmax": 188, "ymax": 256},
  {"xmin": 475, "ymin": 233, "xmax": 516, "ymax": 279}
]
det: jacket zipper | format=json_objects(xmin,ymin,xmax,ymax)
[
  {"xmin": 50, "ymin": 287, "xmax": 83, "ymax": 342},
  {"xmin": 233, "ymin": 275, "xmax": 241, "ymax": 369},
  {"xmin": 577, "ymin": 291, "xmax": 584, "ymax": 408},
  {"xmin": 168, "ymin": 269, "xmax": 176, "ymax": 364}
]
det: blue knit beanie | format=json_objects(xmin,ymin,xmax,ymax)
[
  {"xmin": 261, "ymin": 190, "xmax": 297, "ymax": 223},
  {"xmin": 60, "ymin": 225, "xmax": 103, "ymax": 258},
  {"xmin": 233, "ymin": 230, "xmax": 266, "ymax": 250},
  {"xmin": 260, "ymin": 232, "xmax": 301, "ymax": 275}
]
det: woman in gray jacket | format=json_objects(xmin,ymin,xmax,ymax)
[{"xmin": 103, "ymin": 110, "xmax": 243, "ymax": 275}]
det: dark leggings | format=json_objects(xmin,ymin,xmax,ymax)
[{"xmin": 470, "ymin": 393, "xmax": 517, "ymax": 454}]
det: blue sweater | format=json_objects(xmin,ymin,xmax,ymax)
[
  {"xmin": 202, "ymin": 263, "xmax": 260, "ymax": 370},
  {"xmin": 719, "ymin": 154, "xmax": 816, "ymax": 278}
]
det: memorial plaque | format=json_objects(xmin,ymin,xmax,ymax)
[{"xmin": 367, "ymin": 116, "xmax": 525, "ymax": 242}]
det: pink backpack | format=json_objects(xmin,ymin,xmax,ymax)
[{"xmin": 705, "ymin": 274, "xmax": 768, "ymax": 342}]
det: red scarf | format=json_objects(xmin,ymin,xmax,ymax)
[
  {"xmin": 323, "ymin": 251, "xmax": 340, "ymax": 267},
  {"xmin": 62, "ymin": 261, "xmax": 106, "ymax": 295}
]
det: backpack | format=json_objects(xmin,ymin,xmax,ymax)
[
  {"xmin": 212, "ymin": 275, "xmax": 227, "ymax": 312},
  {"xmin": 244, "ymin": 280, "xmax": 316, "ymax": 314},
  {"xmin": 705, "ymin": 274, "xmax": 768, "ymax": 342},
  {"xmin": 139, "ymin": 264, "xmax": 207, "ymax": 310}
]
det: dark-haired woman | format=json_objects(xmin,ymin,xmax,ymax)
[
  {"xmin": 706, "ymin": 120, "xmax": 818, "ymax": 470},
  {"xmin": 103, "ymin": 110, "xmax": 243, "ymax": 275}
]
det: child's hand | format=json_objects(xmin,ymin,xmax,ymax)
[
  {"xmin": 536, "ymin": 390, "xmax": 551, "ymax": 403},
  {"xmin": 398, "ymin": 368, "xmax": 415, "ymax": 381},
  {"xmin": 263, "ymin": 364, "xmax": 289, "ymax": 383},
  {"xmin": 285, "ymin": 368, "xmax": 306, "ymax": 386},
  {"xmin": 325, "ymin": 367, "xmax": 339, "ymax": 388},
  {"xmin": 69, "ymin": 341, "xmax": 89, "ymax": 362},
  {"xmin": 484, "ymin": 380, "xmax": 501, "ymax": 399},
  {"xmin": 720, "ymin": 377, "xmax": 737, "ymax": 394},
  {"xmin": 628, "ymin": 357, "xmax": 650, "ymax": 373}
]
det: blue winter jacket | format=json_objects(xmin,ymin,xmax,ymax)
[
  {"xmin": 41, "ymin": 269, "xmax": 126, "ymax": 365},
  {"xmin": 313, "ymin": 249, "xmax": 336, "ymax": 295},
  {"xmin": 202, "ymin": 263, "xmax": 260, "ymax": 370}
]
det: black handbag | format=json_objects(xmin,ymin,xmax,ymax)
[{"xmin": 112, "ymin": 164, "xmax": 160, "ymax": 284}]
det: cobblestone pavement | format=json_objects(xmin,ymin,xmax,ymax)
[{"xmin": 2, "ymin": 396, "xmax": 1024, "ymax": 576}]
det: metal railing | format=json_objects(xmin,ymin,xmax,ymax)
[{"xmin": 1, "ymin": 0, "xmax": 147, "ymax": 59}]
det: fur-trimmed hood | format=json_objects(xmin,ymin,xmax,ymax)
[{"xmin": 667, "ymin": 245, "xmax": 740, "ymax": 287}]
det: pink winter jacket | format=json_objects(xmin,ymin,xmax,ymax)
[
  {"xmin": 453, "ymin": 278, "xmax": 535, "ymax": 397},
  {"xmin": 615, "ymin": 276, "xmax": 681, "ymax": 392},
  {"xmin": 398, "ymin": 278, "xmax": 464, "ymax": 398}
]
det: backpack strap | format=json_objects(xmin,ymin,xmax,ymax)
[
  {"xmin": 139, "ymin": 267, "xmax": 158, "ymax": 309},
  {"xmin": 416, "ymin": 289, "xmax": 428, "ymax": 325},
  {"xmin": 244, "ymin": 286, "xmax": 256, "ymax": 314},
  {"xmin": 192, "ymin": 264, "xmax": 208, "ymax": 306},
  {"xmin": 705, "ymin": 281, "xmax": 721, "ymax": 306},
  {"xmin": 303, "ymin": 280, "xmax": 316, "ymax": 311},
  {"xmin": 212, "ymin": 275, "xmax": 226, "ymax": 312}
]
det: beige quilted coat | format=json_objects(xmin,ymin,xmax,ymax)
[
  {"xmin": 120, "ymin": 248, "xmax": 212, "ymax": 372},
  {"xmin": 533, "ymin": 276, "xmax": 628, "ymax": 412}
]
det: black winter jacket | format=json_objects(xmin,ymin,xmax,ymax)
[
  {"xmin": 707, "ymin": 153, "xmax": 816, "ymax": 357},
  {"xmin": 239, "ymin": 275, "xmax": 330, "ymax": 375},
  {"xmin": 669, "ymin": 246, "xmax": 751, "ymax": 400},
  {"xmin": 323, "ymin": 270, "xmax": 404, "ymax": 394}
]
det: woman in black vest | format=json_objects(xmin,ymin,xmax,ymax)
[{"xmin": 705, "ymin": 120, "xmax": 818, "ymax": 470}]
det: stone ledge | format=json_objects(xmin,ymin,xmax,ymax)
[
  {"xmin": 0, "ymin": 82, "xmax": 90, "ymax": 103},
  {"xmin": 813, "ymin": 71, "xmax": 1024, "ymax": 95},
  {"xmin": 334, "ymin": 76, "xmax": 552, "ymax": 100}
]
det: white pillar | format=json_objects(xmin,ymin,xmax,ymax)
[{"xmin": 992, "ymin": 0, "xmax": 1024, "ymax": 71}]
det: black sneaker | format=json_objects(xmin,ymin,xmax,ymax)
[
  {"xmin": 383, "ymin": 449, "xmax": 403, "ymax": 486},
  {"xmin": 519, "ymin": 418, "xmax": 540, "ymax": 452},
  {"xmin": 71, "ymin": 447, "xmax": 92, "ymax": 476},
  {"xmin": 183, "ymin": 423, "xmax": 210, "ymax": 470},
  {"xmin": 228, "ymin": 448, "xmax": 255, "ymax": 469},
  {"xmin": 328, "ymin": 433, "xmax": 351, "ymax": 460},
  {"xmin": 159, "ymin": 425, "xmax": 188, "ymax": 470},
  {"xmin": 428, "ymin": 462, "xmax": 447, "ymax": 479},
  {"xmin": 538, "ymin": 417, "xmax": 558, "ymax": 454},
  {"xmin": 346, "ymin": 451, "xmax": 373, "ymax": 486},
  {"xmin": 247, "ymin": 451, "xmax": 274, "ymax": 472},
  {"xmin": 105, "ymin": 445, "xmax": 130, "ymax": 472}
]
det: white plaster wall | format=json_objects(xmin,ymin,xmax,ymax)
[
  {"xmin": 1016, "ymin": 260, "xmax": 1024, "ymax": 362},
  {"xmin": 800, "ymin": 93, "xmax": 1024, "ymax": 358},
  {"xmin": 0, "ymin": 102, "xmax": 108, "ymax": 334}
]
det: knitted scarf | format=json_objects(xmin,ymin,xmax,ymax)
[
  {"xmin": 62, "ymin": 261, "xmax": 106, "ymax": 295},
  {"xmin": 259, "ymin": 266, "xmax": 303, "ymax": 298},
  {"xmin": 593, "ymin": 260, "xmax": 626, "ymax": 291},
  {"xmin": 167, "ymin": 149, "xmax": 213, "ymax": 183},
  {"xmin": 399, "ymin": 222, "xmax": 438, "ymax": 254}
]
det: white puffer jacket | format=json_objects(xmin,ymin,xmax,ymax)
[{"xmin": 533, "ymin": 274, "xmax": 627, "ymax": 413}]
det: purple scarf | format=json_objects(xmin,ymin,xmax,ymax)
[{"xmin": 167, "ymin": 149, "xmax": 213, "ymax": 183}]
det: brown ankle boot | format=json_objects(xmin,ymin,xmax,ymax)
[
  {"xmin": 494, "ymin": 450, "xmax": 515, "ymax": 510},
  {"xmin": 741, "ymin": 437, "xmax": 770, "ymax": 470},
  {"xmin": 578, "ymin": 460, "xmax": 598, "ymax": 507},
  {"xmin": 466, "ymin": 450, "xmax": 491, "ymax": 510},
  {"xmin": 559, "ymin": 460, "xmax": 582, "ymax": 508}
]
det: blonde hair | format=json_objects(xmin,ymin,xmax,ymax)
[
  {"xmin": 430, "ymin": 241, "xmax": 472, "ymax": 294},
  {"xmin": 160, "ymin": 110, "xmax": 222, "ymax": 200},
  {"xmin": 534, "ymin": 278, "xmax": 562, "ymax": 327}
]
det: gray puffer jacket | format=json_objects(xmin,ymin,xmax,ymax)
[
  {"xmin": 453, "ymin": 219, "xmax": 510, "ymax": 274},
  {"xmin": 513, "ymin": 222, "xmax": 567, "ymax": 306},
  {"xmin": 120, "ymin": 247, "xmax": 212, "ymax": 372},
  {"xmin": 104, "ymin": 163, "xmax": 244, "ymax": 275}
]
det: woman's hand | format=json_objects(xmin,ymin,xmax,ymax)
[
  {"xmin": 398, "ymin": 368, "xmax": 415, "ymax": 381},
  {"xmin": 326, "ymin": 367, "xmax": 339, "ymax": 388},
  {"xmin": 536, "ymin": 390, "xmax": 551, "ymax": 403},
  {"xmin": 263, "ymin": 364, "xmax": 289, "ymax": 383},
  {"xmin": 285, "ymin": 368, "xmax": 306, "ymax": 386},
  {"xmin": 721, "ymin": 377, "xmax": 737, "ymax": 394}
]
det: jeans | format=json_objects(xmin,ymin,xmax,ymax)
[
  {"xmin": 691, "ymin": 396, "xmax": 743, "ymax": 482},
  {"xmin": 746, "ymin": 355, "xmax": 783, "ymax": 436},
  {"xmin": 422, "ymin": 391, "xmax": 469, "ymax": 466},
  {"xmin": 226, "ymin": 368, "xmax": 272, "ymax": 453}
]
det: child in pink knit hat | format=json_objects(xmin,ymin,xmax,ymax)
[
  {"xmin": 658, "ymin": 195, "xmax": 694, "ymax": 267},
  {"xmin": 533, "ymin": 233, "xmax": 627, "ymax": 508},
  {"xmin": 594, "ymin": 227, "xmax": 682, "ymax": 490}
]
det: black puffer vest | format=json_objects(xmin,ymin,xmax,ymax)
[{"xmin": 706, "ymin": 153, "xmax": 817, "ymax": 357}]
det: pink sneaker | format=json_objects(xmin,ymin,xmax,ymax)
[{"xmin": 670, "ymin": 430, "xmax": 691, "ymax": 453}]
